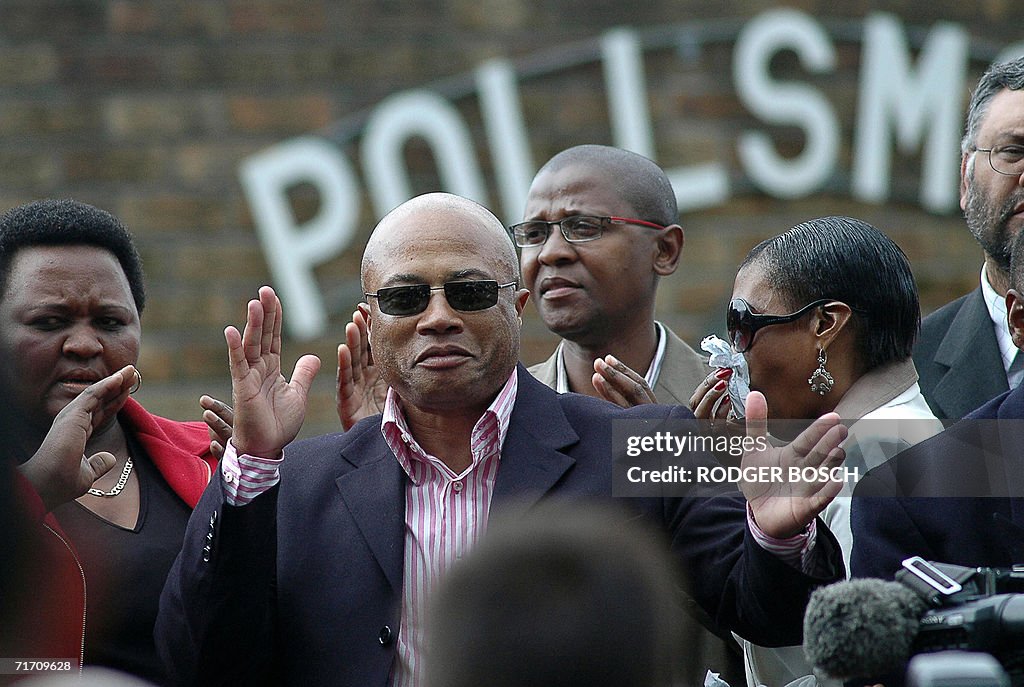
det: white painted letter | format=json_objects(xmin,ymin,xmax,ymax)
[
  {"xmin": 238, "ymin": 136, "xmax": 360, "ymax": 341},
  {"xmin": 361, "ymin": 90, "xmax": 486, "ymax": 218},
  {"xmin": 602, "ymin": 27, "xmax": 655, "ymax": 158},
  {"xmin": 852, "ymin": 13, "xmax": 969, "ymax": 213},
  {"xmin": 734, "ymin": 9, "xmax": 839, "ymax": 198},
  {"xmin": 602, "ymin": 27, "xmax": 730, "ymax": 212},
  {"xmin": 476, "ymin": 59, "xmax": 535, "ymax": 223}
]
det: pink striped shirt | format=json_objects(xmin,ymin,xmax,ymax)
[
  {"xmin": 220, "ymin": 444, "xmax": 282, "ymax": 506},
  {"xmin": 746, "ymin": 503, "xmax": 816, "ymax": 569},
  {"xmin": 217, "ymin": 370, "xmax": 517, "ymax": 687},
  {"xmin": 383, "ymin": 370, "xmax": 517, "ymax": 687}
]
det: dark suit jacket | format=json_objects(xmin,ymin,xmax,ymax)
[
  {"xmin": 157, "ymin": 366, "xmax": 842, "ymax": 687},
  {"xmin": 913, "ymin": 288, "xmax": 1008, "ymax": 420},
  {"xmin": 850, "ymin": 383, "xmax": 1024, "ymax": 580}
]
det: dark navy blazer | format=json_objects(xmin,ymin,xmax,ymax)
[
  {"xmin": 157, "ymin": 365, "xmax": 843, "ymax": 687},
  {"xmin": 851, "ymin": 383, "xmax": 1024, "ymax": 580},
  {"xmin": 913, "ymin": 288, "xmax": 1009, "ymax": 421}
]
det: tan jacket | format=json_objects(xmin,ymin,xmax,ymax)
[{"xmin": 527, "ymin": 324, "xmax": 710, "ymax": 403}]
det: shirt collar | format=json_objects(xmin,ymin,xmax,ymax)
[
  {"xmin": 381, "ymin": 368, "xmax": 519, "ymax": 482},
  {"xmin": 554, "ymin": 321, "xmax": 667, "ymax": 394},
  {"xmin": 980, "ymin": 264, "xmax": 1019, "ymax": 378},
  {"xmin": 831, "ymin": 358, "xmax": 919, "ymax": 420}
]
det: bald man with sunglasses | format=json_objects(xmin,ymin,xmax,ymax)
[
  {"xmin": 159, "ymin": 192, "xmax": 850, "ymax": 687},
  {"xmin": 332, "ymin": 145, "xmax": 709, "ymax": 428},
  {"xmin": 333, "ymin": 147, "xmax": 739, "ymax": 683}
]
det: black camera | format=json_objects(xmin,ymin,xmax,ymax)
[{"xmin": 898, "ymin": 558, "xmax": 1024, "ymax": 685}]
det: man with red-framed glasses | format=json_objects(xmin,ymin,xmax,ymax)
[
  {"xmin": 513, "ymin": 144, "xmax": 710, "ymax": 409},
  {"xmin": 510, "ymin": 146, "xmax": 737, "ymax": 683}
]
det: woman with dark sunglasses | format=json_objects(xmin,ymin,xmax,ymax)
[
  {"xmin": 692, "ymin": 216, "xmax": 941, "ymax": 543},
  {"xmin": 689, "ymin": 216, "xmax": 942, "ymax": 687},
  {"xmin": 695, "ymin": 216, "xmax": 927, "ymax": 429}
]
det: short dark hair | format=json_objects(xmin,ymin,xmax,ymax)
[
  {"xmin": 0, "ymin": 199, "xmax": 145, "ymax": 313},
  {"xmin": 537, "ymin": 145, "xmax": 678, "ymax": 226},
  {"xmin": 962, "ymin": 56, "xmax": 1024, "ymax": 154},
  {"xmin": 741, "ymin": 216, "xmax": 919, "ymax": 370},
  {"xmin": 426, "ymin": 501, "xmax": 689, "ymax": 687}
]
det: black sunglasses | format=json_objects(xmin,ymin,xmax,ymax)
[
  {"xmin": 365, "ymin": 280, "xmax": 517, "ymax": 317},
  {"xmin": 726, "ymin": 298, "xmax": 832, "ymax": 353}
]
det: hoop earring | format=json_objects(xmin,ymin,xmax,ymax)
[
  {"xmin": 130, "ymin": 369, "xmax": 143, "ymax": 395},
  {"xmin": 808, "ymin": 349, "xmax": 833, "ymax": 396}
]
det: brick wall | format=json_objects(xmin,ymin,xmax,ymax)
[{"xmin": 0, "ymin": 0, "xmax": 1017, "ymax": 436}]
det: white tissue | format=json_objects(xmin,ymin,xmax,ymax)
[
  {"xmin": 700, "ymin": 335, "xmax": 751, "ymax": 419},
  {"xmin": 704, "ymin": 670, "xmax": 733, "ymax": 687}
]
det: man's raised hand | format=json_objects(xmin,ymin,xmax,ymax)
[
  {"xmin": 740, "ymin": 391, "xmax": 848, "ymax": 538},
  {"xmin": 227, "ymin": 286, "xmax": 320, "ymax": 458},
  {"xmin": 592, "ymin": 355, "xmax": 657, "ymax": 408},
  {"xmin": 336, "ymin": 304, "xmax": 387, "ymax": 430}
]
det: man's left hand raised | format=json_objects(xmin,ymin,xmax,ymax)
[
  {"xmin": 227, "ymin": 286, "xmax": 321, "ymax": 459},
  {"xmin": 740, "ymin": 391, "xmax": 848, "ymax": 538}
]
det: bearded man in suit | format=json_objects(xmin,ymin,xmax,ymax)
[{"xmin": 914, "ymin": 57, "xmax": 1024, "ymax": 419}]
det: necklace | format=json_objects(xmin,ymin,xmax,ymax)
[{"xmin": 87, "ymin": 456, "xmax": 133, "ymax": 497}]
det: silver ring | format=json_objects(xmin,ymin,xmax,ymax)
[
  {"xmin": 710, "ymin": 391, "xmax": 728, "ymax": 419},
  {"xmin": 129, "ymin": 370, "xmax": 143, "ymax": 395}
]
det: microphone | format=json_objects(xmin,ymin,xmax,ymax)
[{"xmin": 804, "ymin": 578, "xmax": 927, "ymax": 682}]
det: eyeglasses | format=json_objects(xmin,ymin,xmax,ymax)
[
  {"xmin": 508, "ymin": 215, "xmax": 667, "ymax": 248},
  {"xmin": 365, "ymin": 280, "xmax": 517, "ymax": 317},
  {"xmin": 974, "ymin": 145, "xmax": 1024, "ymax": 177},
  {"xmin": 726, "ymin": 298, "xmax": 832, "ymax": 353}
]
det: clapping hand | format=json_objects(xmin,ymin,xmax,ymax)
[
  {"xmin": 18, "ymin": 365, "xmax": 138, "ymax": 511},
  {"xmin": 740, "ymin": 391, "xmax": 848, "ymax": 538},
  {"xmin": 592, "ymin": 355, "xmax": 657, "ymax": 407},
  {"xmin": 226, "ymin": 286, "xmax": 320, "ymax": 459},
  {"xmin": 199, "ymin": 395, "xmax": 234, "ymax": 460},
  {"xmin": 336, "ymin": 304, "xmax": 387, "ymax": 430}
]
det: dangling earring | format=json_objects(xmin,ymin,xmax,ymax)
[{"xmin": 808, "ymin": 348, "xmax": 833, "ymax": 395}]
